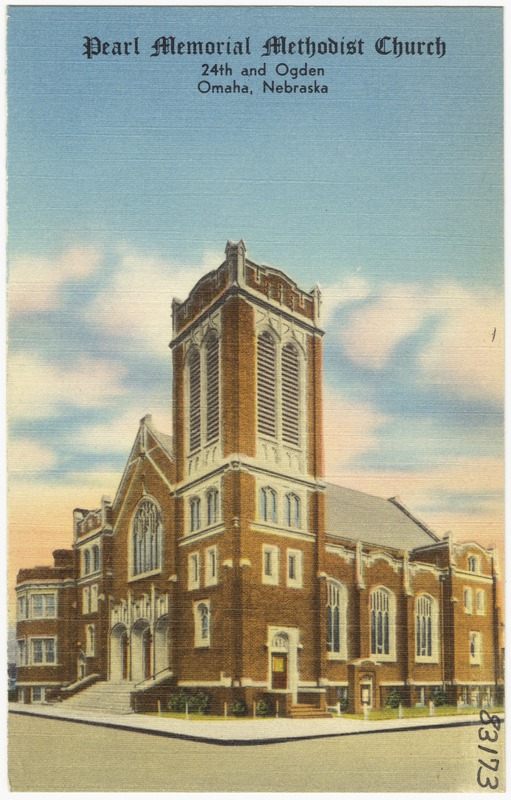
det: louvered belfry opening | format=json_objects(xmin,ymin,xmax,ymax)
[
  {"xmin": 282, "ymin": 343, "xmax": 300, "ymax": 446},
  {"xmin": 189, "ymin": 348, "xmax": 201, "ymax": 452},
  {"xmin": 205, "ymin": 335, "xmax": 220, "ymax": 443},
  {"xmin": 257, "ymin": 331, "xmax": 277, "ymax": 437}
]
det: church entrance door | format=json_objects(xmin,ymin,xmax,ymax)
[
  {"xmin": 110, "ymin": 624, "xmax": 129, "ymax": 682},
  {"xmin": 121, "ymin": 631, "xmax": 129, "ymax": 680},
  {"xmin": 271, "ymin": 653, "xmax": 288, "ymax": 689},
  {"xmin": 143, "ymin": 628, "xmax": 152, "ymax": 680}
]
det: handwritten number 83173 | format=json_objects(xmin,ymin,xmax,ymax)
[{"xmin": 477, "ymin": 709, "xmax": 502, "ymax": 790}]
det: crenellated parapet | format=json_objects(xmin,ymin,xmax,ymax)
[
  {"xmin": 245, "ymin": 260, "xmax": 318, "ymax": 323},
  {"xmin": 172, "ymin": 262, "xmax": 231, "ymax": 336},
  {"xmin": 171, "ymin": 240, "xmax": 322, "ymax": 344},
  {"xmin": 74, "ymin": 496, "xmax": 112, "ymax": 541}
]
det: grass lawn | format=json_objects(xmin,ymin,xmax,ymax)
[
  {"xmin": 340, "ymin": 705, "xmax": 504, "ymax": 721},
  {"xmin": 142, "ymin": 711, "xmax": 272, "ymax": 721},
  {"xmin": 142, "ymin": 706, "xmax": 504, "ymax": 723}
]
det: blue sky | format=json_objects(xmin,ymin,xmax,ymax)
[{"xmin": 7, "ymin": 6, "xmax": 503, "ymax": 590}]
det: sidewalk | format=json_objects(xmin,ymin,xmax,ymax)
[{"xmin": 8, "ymin": 703, "xmax": 488, "ymax": 746}]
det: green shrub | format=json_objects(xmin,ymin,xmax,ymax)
[
  {"xmin": 385, "ymin": 689, "xmax": 401, "ymax": 709},
  {"xmin": 339, "ymin": 698, "xmax": 349, "ymax": 713},
  {"xmin": 256, "ymin": 699, "xmax": 272, "ymax": 717},
  {"xmin": 231, "ymin": 700, "xmax": 247, "ymax": 717},
  {"xmin": 188, "ymin": 691, "xmax": 210, "ymax": 714},
  {"xmin": 168, "ymin": 690, "xmax": 210, "ymax": 714},
  {"xmin": 168, "ymin": 689, "xmax": 189, "ymax": 712},
  {"xmin": 430, "ymin": 687, "xmax": 448, "ymax": 707}
]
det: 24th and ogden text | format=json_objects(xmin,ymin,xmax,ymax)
[{"xmin": 199, "ymin": 62, "xmax": 330, "ymax": 95}]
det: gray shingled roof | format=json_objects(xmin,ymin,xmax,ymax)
[
  {"xmin": 152, "ymin": 429, "xmax": 173, "ymax": 459},
  {"xmin": 325, "ymin": 483, "xmax": 438, "ymax": 551},
  {"xmin": 145, "ymin": 417, "xmax": 173, "ymax": 459}
]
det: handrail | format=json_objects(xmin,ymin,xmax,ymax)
[
  {"xmin": 133, "ymin": 667, "xmax": 172, "ymax": 689},
  {"xmin": 60, "ymin": 673, "xmax": 101, "ymax": 693}
]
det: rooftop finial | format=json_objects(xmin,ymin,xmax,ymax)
[
  {"xmin": 225, "ymin": 239, "xmax": 246, "ymax": 255},
  {"xmin": 225, "ymin": 240, "xmax": 246, "ymax": 284}
]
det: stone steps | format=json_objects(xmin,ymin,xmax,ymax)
[
  {"xmin": 289, "ymin": 703, "xmax": 332, "ymax": 719},
  {"xmin": 60, "ymin": 681, "xmax": 135, "ymax": 715}
]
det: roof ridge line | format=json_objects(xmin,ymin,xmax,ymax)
[{"xmin": 387, "ymin": 497, "xmax": 439, "ymax": 542}]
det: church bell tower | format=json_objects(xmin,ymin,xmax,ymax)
[{"xmin": 170, "ymin": 241, "xmax": 326, "ymax": 690}]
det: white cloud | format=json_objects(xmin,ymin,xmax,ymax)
[
  {"xmin": 418, "ymin": 284, "xmax": 503, "ymax": 402},
  {"xmin": 72, "ymin": 407, "xmax": 172, "ymax": 455},
  {"xmin": 320, "ymin": 275, "xmax": 371, "ymax": 327},
  {"xmin": 82, "ymin": 247, "xmax": 223, "ymax": 357},
  {"xmin": 326, "ymin": 456, "xmax": 503, "ymax": 515},
  {"xmin": 323, "ymin": 386, "xmax": 387, "ymax": 472},
  {"xmin": 339, "ymin": 283, "xmax": 427, "ymax": 369},
  {"xmin": 9, "ymin": 245, "xmax": 103, "ymax": 313},
  {"xmin": 334, "ymin": 281, "xmax": 503, "ymax": 402},
  {"xmin": 8, "ymin": 438, "xmax": 57, "ymax": 473},
  {"xmin": 8, "ymin": 352, "xmax": 127, "ymax": 420}
]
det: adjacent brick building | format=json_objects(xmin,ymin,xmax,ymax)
[{"xmin": 15, "ymin": 241, "xmax": 503, "ymax": 714}]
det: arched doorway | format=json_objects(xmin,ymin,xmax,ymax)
[
  {"xmin": 143, "ymin": 628, "xmax": 152, "ymax": 680},
  {"xmin": 131, "ymin": 619, "xmax": 151, "ymax": 683},
  {"xmin": 154, "ymin": 616, "xmax": 169, "ymax": 677},
  {"xmin": 110, "ymin": 624, "xmax": 129, "ymax": 682},
  {"xmin": 121, "ymin": 631, "xmax": 129, "ymax": 679},
  {"xmin": 267, "ymin": 627, "xmax": 300, "ymax": 701},
  {"xmin": 360, "ymin": 675, "xmax": 373, "ymax": 709},
  {"xmin": 270, "ymin": 632, "xmax": 289, "ymax": 690}
]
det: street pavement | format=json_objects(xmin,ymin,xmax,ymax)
[{"xmin": 10, "ymin": 708, "xmax": 504, "ymax": 791}]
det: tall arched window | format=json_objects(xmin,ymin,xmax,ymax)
[
  {"xmin": 195, "ymin": 601, "xmax": 211, "ymax": 647},
  {"xmin": 188, "ymin": 348, "xmax": 201, "ymax": 453},
  {"xmin": 206, "ymin": 489, "xmax": 219, "ymax": 526},
  {"xmin": 260, "ymin": 487, "xmax": 277, "ymax": 523},
  {"xmin": 370, "ymin": 587, "xmax": 395, "ymax": 658},
  {"xmin": 86, "ymin": 625, "xmax": 95, "ymax": 657},
  {"xmin": 200, "ymin": 604, "xmax": 209, "ymax": 639},
  {"xmin": 285, "ymin": 493, "xmax": 301, "ymax": 528},
  {"xmin": 205, "ymin": 335, "xmax": 220, "ymax": 443},
  {"xmin": 469, "ymin": 631, "xmax": 482, "ymax": 664},
  {"xmin": 92, "ymin": 545, "xmax": 100, "ymax": 572},
  {"xmin": 190, "ymin": 496, "xmax": 201, "ymax": 532},
  {"xmin": 468, "ymin": 555, "xmax": 479, "ymax": 573},
  {"xmin": 476, "ymin": 589, "xmax": 486, "ymax": 615},
  {"xmin": 257, "ymin": 332, "xmax": 277, "ymax": 438},
  {"xmin": 132, "ymin": 499, "xmax": 163, "ymax": 576},
  {"xmin": 327, "ymin": 580, "xmax": 347, "ymax": 658},
  {"xmin": 83, "ymin": 550, "xmax": 91, "ymax": 576},
  {"xmin": 281, "ymin": 343, "xmax": 300, "ymax": 446},
  {"xmin": 416, "ymin": 594, "xmax": 438, "ymax": 661}
]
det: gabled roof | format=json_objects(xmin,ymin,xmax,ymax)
[
  {"xmin": 111, "ymin": 415, "xmax": 173, "ymax": 514},
  {"xmin": 325, "ymin": 483, "xmax": 439, "ymax": 551},
  {"xmin": 109, "ymin": 416, "xmax": 437, "ymax": 552}
]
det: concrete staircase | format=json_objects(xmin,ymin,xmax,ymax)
[
  {"xmin": 288, "ymin": 703, "xmax": 332, "ymax": 719},
  {"xmin": 59, "ymin": 681, "xmax": 135, "ymax": 715}
]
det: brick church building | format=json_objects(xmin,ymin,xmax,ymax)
[{"xmin": 15, "ymin": 241, "xmax": 502, "ymax": 715}]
